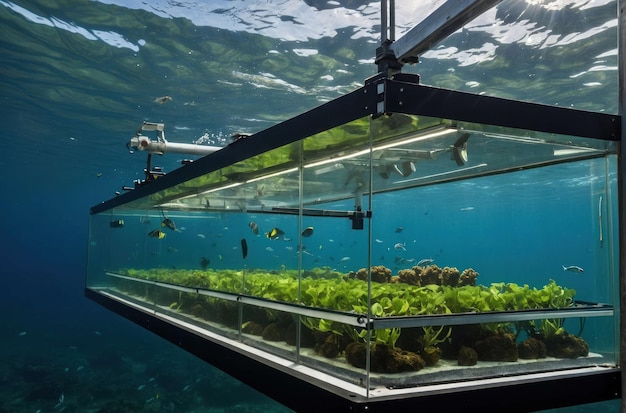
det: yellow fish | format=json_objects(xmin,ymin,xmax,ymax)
[
  {"xmin": 148, "ymin": 229, "xmax": 166, "ymax": 239},
  {"xmin": 265, "ymin": 227, "xmax": 285, "ymax": 240}
]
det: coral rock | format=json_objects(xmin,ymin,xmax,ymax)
[
  {"xmin": 398, "ymin": 268, "xmax": 420, "ymax": 286},
  {"xmin": 459, "ymin": 268, "xmax": 479, "ymax": 286},
  {"xmin": 356, "ymin": 265, "xmax": 392, "ymax": 283},
  {"xmin": 441, "ymin": 266, "xmax": 461, "ymax": 286},
  {"xmin": 419, "ymin": 264, "xmax": 443, "ymax": 285}
]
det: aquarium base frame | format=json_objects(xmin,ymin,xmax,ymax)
[{"xmin": 86, "ymin": 287, "xmax": 620, "ymax": 412}]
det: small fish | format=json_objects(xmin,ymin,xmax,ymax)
[
  {"xmin": 110, "ymin": 219, "xmax": 125, "ymax": 228},
  {"xmin": 167, "ymin": 246, "xmax": 178, "ymax": 254},
  {"xmin": 138, "ymin": 384, "xmax": 146, "ymax": 391},
  {"xmin": 265, "ymin": 247, "xmax": 274, "ymax": 252},
  {"xmin": 375, "ymin": 239, "xmax": 384, "ymax": 243},
  {"xmin": 148, "ymin": 229, "xmax": 166, "ymax": 239},
  {"xmin": 249, "ymin": 221, "xmax": 259, "ymax": 235},
  {"xmin": 395, "ymin": 226, "xmax": 404, "ymax": 233},
  {"xmin": 417, "ymin": 258, "xmax": 434, "ymax": 266},
  {"xmin": 197, "ymin": 233, "xmax": 206, "ymax": 239},
  {"xmin": 340, "ymin": 256, "xmax": 351, "ymax": 263},
  {"xmin": 563, "ymin": 265, "xmax": 584, "ymax": 273},
  {"xmin": 18, "ymin": 331, "xmax": 26, "ymax": 336},
  {"xmin": 266, "ymin": 227, "xmax": 285, "ymax": 240},
  {"xmin": 394, "ymin": 242, "xmax": 406, "ymax": 251},
  {"xmin": 154, "ymin": 95, "xmax": 172, "ymax": 104},
  {"xmin": 161, "ymin": 218, "xmax": 176, "ymax": 231},
  {"xmin": 241, "ymin": 238, "xmax": 248, "ymax": 259},
  {"xmin": 301, "ymin": 226, "xmax": 314, "ymax": 237},
  {"xmin": 218, "ymin": 254, "xmax": 223, "ymax": 261},
  {"xmin": 200, "ymin": 257, "xmax": 210, "ymax": 269},
  {"xmin": 285, "ymin": 246, "xmax": 293, "ymax": 251}
]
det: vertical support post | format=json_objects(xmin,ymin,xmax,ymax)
[
  {"xmin": 381, "ymin": 0, "xmax": 388, "ymax": 42},
  {"xmin": 389, "ymin": 0, "xmax": 395, "ymax": 41},
  {"xmin": 619, "ymin": 1, "xmax": 626, "ymax": 412},
  {"xmin": 376, "ymin": 0, "xmax": 402, "ymax": 77}
]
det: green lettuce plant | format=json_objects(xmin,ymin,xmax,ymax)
[{"xmin": 116, "ymin": 267, "xmax": 579, "ymax": 347}]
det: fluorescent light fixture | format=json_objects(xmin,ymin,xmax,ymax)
[
  {"xmin": 393, "ymin": 163, "xmax": 488, "ymax": 184},
  {"xmin": 374, "ymin": 127, "xmax": 457, "ymax": 151},
  {"xmin": 304, "ymin": 126, "xmax": 457, "ymax": 169},
  {"xmin": 304, "ymin": 149, "xmax": 370, "ymax": 169},
  {"xmin": 553, "ymin": 148, "xmax": 597, "ymax": 156},
  {"xmin": 201, "ymin": 181, "xmax": 243, "ymax": 194},
  {"xmin": 246, "ymin": 167, "xmax": 298, "ymax": 183}
]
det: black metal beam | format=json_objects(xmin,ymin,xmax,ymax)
[{"xmin": 384, "ymin": 79, "xmax": 620, "ymax": 141}]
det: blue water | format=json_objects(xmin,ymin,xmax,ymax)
[{"xmin": 0, "ymin": 0, "xmax": 621, "ymax": 411}]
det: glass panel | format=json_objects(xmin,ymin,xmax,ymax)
[
  {"xmin": 365, "ymin": 112, "xmax": 617, "ymax": 384},
  {"xmin": 299, "ymin": 316, "xmax": 367, "ymax": 385},
  {"xmin": 241, "ymin": 304, "xmax": 298, "ymax": 360}
]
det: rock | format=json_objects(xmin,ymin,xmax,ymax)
[
  {"xmin": 518, "ymin": 337, "xmax": 547, "ymax": 359},
  {"xmin": 261, "ymin": 323, "xmax": 284, "ymax": 342},
  {"xmin": 284, "ymin": 322, "xmax": 316, "ymax": 347},
  {"xmin": 474, "ymin": 333, "xmax": 518, "ymax": 362},
  {"xmin": 457, "ymin": 345, "xmax": 478, "ymax": 366},
  {"xmin": 242, "ymin": 321, "xmax": 264, "ymax": 336},
  {"xmin": 545, "ymin": 333, "xmax": 589, "ymax": 358},
  {"xmin": 421, "ymin": 345, "xmax": 442, "ymax": 366},
  {"xmin": 345, "ymin": 343, "xmax": 425, "ymax": 373}
]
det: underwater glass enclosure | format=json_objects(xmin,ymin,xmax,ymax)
[{"xmin": 86, "ymin": 71, "xmax": 621, "ymax": 410}]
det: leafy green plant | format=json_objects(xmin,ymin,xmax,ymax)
[
  {"xmin": 116, "ymin": 267, "xmax": 579, "ymax": 347},
  {"xmin": 422, "ymin": 325, "xmax": 452, "ymax": 347}
]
